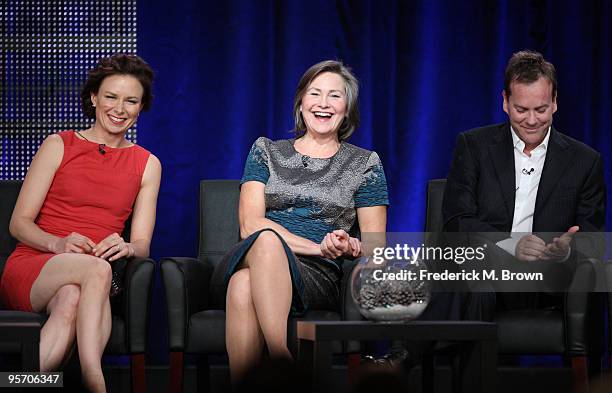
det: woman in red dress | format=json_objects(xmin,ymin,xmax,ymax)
[{"xmin": 0, "ymin": 54, "xmax": 161, "ymax": 393}]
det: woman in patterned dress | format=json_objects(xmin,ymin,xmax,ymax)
[{"xmin": 212, "ymin": 60, "xmax": 389, "ymax": 384}]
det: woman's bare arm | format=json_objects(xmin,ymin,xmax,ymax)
[
  {"xmin": 8, "ymin": 135, "xmax": 92, "ymax": 253},
  {"xmin": 125, "ymin": 154, "xmax": 162, "ymax": 258},
  {"xmin": 356, "ymin": 205, "xmax": 387, "ymax": 257},
  {"xmin": 239, "ymin": 181, "xmax": 323, "ymax": 256}
]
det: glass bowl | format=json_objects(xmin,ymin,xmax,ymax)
[{"xmin": 351, "ymin": 257, "xmax": 430, "ymax": 322}]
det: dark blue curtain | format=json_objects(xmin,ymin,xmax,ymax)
[{"xmin": 137, "ymin": 0, "xmax": 612, "ymax": 363}]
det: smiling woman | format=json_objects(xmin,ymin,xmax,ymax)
[
  {"xmin": 292, "ymin": 60, "xmax": 360, "ymax": 142},
  {"xmin": 80, "ymin": 54, "xmax": 155, "ymax": 147},
  {"xmin": 208, "ymin": 60, "xmax": 389, "ymax": 386},
  {"xmin": 0, "ymin": 54, "xmax": 161, "ymax": 393},
  {"xmin": 90, "ymin": 74, "xmax": 144, "ymax": 136},
  {"xmin": 299, "ymin": 72, "xmax": 347, "ymax": 138}
]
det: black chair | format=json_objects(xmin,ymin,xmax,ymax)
[
  {"xmin": 0, "ymin": 180, "xmax": 155, "ymax": 393},
  {"xmin": 603, "ymin": 262, "xmax": 612, "ymax": 371},
  {"xmin": 426, "ymin": 178, "xmax": 600, "ymax": 391},
  {"xmin": 161, "ymin": 179, "xmax": 362, "ymax": 393},
  {"xmin": 0, "ymin": 180, "xmax": 43, "ymax": 372}
]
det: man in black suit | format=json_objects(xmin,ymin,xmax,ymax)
[
  {"xmin": 442, "ymin": 50, "xmax": 606, "ymax": 314},
  {"xmin": 385, "ymin": 50, "xmax": 605, "ymax": 371}
]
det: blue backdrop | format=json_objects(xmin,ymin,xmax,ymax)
[{"xmin": 135, "ymin": 0, "xmax": 611, "ymax": 363}]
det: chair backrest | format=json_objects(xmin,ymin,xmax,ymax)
[
  {"xmin": 196, "ymin": 179, "xmax": 446, "ymax": 263},
  {"xmin": 0, "ymin": 181, "xmax": 22, "ymax": 274},
  {"xmin": 425, "ymin": 179, "xmax": 446, "ymax": 232},
  {"xmin": 198, "ymin": 180, "xmax": 241, "ymax": 267}
]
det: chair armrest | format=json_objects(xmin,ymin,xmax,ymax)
[
  {"xmin": 602, "ymin": 262, "xmax": 612, "ymax": 354},
  {"xmin": 123, "ymin": 257, "xmax": 155, "ymax": 353},
  {"xmin": 161, "ymin": 257, "xmax": 214, "ymax": 351},
  {"xmin": 564, "ymin": 258, "xmax": 598, "ymax": 355}
]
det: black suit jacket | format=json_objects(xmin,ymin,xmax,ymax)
[{"xmin": 442, "ymin": 123, "xmax": 606, "ymax": 255}]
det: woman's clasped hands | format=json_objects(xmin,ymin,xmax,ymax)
[
  {"xmin": 319, "ymin": 229, "xmax": 361, "ymax": 259},
  {"xmin": 52, "ymin": 232, "xmax": 134, "ymax": 261},
  {"xmin": 51, "ymin": 232, "xmax": 95, "ymax": 254}
]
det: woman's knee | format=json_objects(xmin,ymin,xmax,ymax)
[
  {"xmin": 246, "ymin": 231, "xmax": 285, "ymax": 262},
  {"xmin": 48, "ymin": 284, "xmax": 80, "ymax": 322},
  {"xmin": 255, "ymin": 230, "xmax": 283, "ymax": 247},
  {"xmin": 30, "ymin": 255, "xmax": 111, "ymax": 312},
  {"xmin": 83, "ymin": 258, "xmax": 112, "ymax": 289},
  {"xmin": 226, "ymin": 269, "xmax": 253, "ymax": 311}
]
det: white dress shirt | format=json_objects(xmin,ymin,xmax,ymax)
[{"xmin": 496, "ymin": 126, "xmax": 550, "ymax": 256}]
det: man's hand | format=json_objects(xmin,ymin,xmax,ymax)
[
  {"xmin": 515, "ymin": 226, "xmax": 579, "ymax": 262},
  {"xmin": 515, "ymin": 234, "xmax": 549, "ymax": 262},
  {"xmin": 543, "ymin": 226, "xmax": 579, "ymax": 260}
]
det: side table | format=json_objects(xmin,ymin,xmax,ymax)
[{"xmin": 297, "ymin": 320, "xmax": 497, "ymax": 393}]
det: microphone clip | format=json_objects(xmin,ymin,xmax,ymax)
[{"xmin": 521, "ymin": 167, "xmax": 534, "ymax": 175}]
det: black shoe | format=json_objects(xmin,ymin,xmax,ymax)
[{"xmin": 361, "ymin": 349, "xmax": 412, "ymax": 370}]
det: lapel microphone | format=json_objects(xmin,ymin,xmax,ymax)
[
  {"xmin": 301, "ymin": 155, "xmax": 310, "ymax": 167},
  {"xmin": 522, "ymin": 167, "xmax": 534, "ymax": 175},
  {"xmin": 98, "ymin": 144, "xmax": 106, "ymax": 155}
]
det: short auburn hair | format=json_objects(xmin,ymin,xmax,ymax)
[{"xmin": 81, "ymin": 54, "xmax": 155, "ymax": 118}]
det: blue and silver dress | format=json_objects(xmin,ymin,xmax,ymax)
[{"xmin": 211, "ymin": 136, "xmax": 389, "ymax": 314}]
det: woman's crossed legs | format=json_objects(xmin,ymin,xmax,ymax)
[
  {"xmin": 225, "ymin": 231, "xmax": 293, "ymax": 384},
  {"xmin": 30, "ymin": 253, "xmax": 112, "ymax": 393}
]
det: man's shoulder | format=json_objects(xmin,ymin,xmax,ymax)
[
  {"xmin": 460, "ymin": 122, "xmax": 507, "ymax": 140},
  {"xmin": 552, "ymin": 128, "xmax": 601, "ymax": 158},
  {"xmin": 454, "ymin": 123, "xmax": 508, "ymax": 151}
]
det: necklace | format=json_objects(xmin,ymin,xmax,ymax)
[
  {"xmin": 77, "ymin": 131, "xmax": 108, "ymax": 155},
  {"xmin": 76, "ymin": 131, "xmax": 92, "ymax": 142}
]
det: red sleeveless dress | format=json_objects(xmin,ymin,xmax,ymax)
[{"xmin": 0, "ymin": 131, "xmax": 150, "ymax": 311}]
